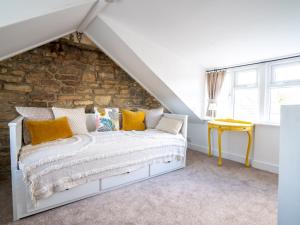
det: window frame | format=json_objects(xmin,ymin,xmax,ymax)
[
  {"xmin": 269, "ymin": 59, "xmax": 300, "ymax": 86},
  {"xmin": 265, "ymin": 57, "xmax": 300, "ymax": 122},
  {"xmin": 228, "ymin": 65, "xmax": 262, "ymax": 121},
  {"xmin": 209, "ymin": 57, "xmax": 300, "ymax": 124}
]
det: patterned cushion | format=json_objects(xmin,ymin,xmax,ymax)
[
  {"xmin": 15, "ymin": 106, "xmax": 54, "ymax": 145},
  {"xmin": 139, "ymin": 107, "xmax": 164, "ymax": 129},
  {"xmin": 52, "ymin": 107, "xmax": 88, "ymax": 134},
  {"xmin": 96, "ymin": 108, "xmax": 119, "ymax": 132}
]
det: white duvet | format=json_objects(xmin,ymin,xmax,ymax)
[{"xmin": 19, "ymin": 130, "xmax": 186, "ymax": 202}]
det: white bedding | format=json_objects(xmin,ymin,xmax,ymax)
[{"xmin": 19, "ymin": 130, "xmax": 186, "ymax": 202}]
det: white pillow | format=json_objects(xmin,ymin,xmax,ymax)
[
  {"xmin": 155, "ymin": 117, "xmax": 183, "ymax": 135},
  {"xmin": 139, "ymin": 107, "xmax": 164, "ymax": 129},
  {"xmin": 52, "ymin": 107, "xmax": 88, "ymax": 134}
]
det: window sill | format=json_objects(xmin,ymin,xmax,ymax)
[{"xmin": 199, "ymin": 117, "xmax": 280, "ymax": 127}]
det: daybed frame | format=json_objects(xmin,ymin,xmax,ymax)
[{"xmin": 9, "ymin": 113, "xmax": 188, "ymax": 221}]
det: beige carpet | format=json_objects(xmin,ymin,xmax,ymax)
[{"xmin": 0, "ymin": 150, "xmax": 278, "ymax": 225}]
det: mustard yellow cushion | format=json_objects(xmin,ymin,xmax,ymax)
[
  {"xmin": 122, "ymin": 110, "xmax": 145, "ymax": 131},
  {"xmin": 26, "ymin": 117, "xmax": 73, "ymax": 145}
]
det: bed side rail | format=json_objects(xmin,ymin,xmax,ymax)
[{"xmin": 8, "ymin": 116, "xmax": 23, "ymax": 169}]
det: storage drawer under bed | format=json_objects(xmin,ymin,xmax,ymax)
[
  {"xmin": 150, "ymin": 160, "xmax": 184, "ymax": 176},
  {"xmin": 101, "ymin": 166, "xmax": 149, "ymax": 190},
  {"xmin": 26, "ymin": 180, "xmax": 100, "ymax": 212}
]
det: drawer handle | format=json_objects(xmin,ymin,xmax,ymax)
[
  {"xmin": 167, "ymin": 161, "xmax": 171, "ymax": 163},
  {"xmin": 126, "ymin": 171, "xmax": 130, "ymax": 174}
]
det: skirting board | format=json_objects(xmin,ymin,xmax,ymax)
[{"xmin": 188, "ymin": 142, "xmax": 278, "ymax": 174}]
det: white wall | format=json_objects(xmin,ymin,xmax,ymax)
[{"xmin": 188, "ymin": 121, "xmax": 279, "ymax": 173}]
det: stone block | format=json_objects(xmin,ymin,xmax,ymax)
[
  {"xmin": 55, "ymin": 74, "xmax": 80, "ymax": 81},
  {"xmin": 26, "ymin": 72, "xmax": 43, "ymax": 84},
  {"xmin": 82, "ymin": 73, "xmax": 96, "ymax": 82},
  {"xmin": 12, "ymin": 70, "xmax": 25, "ymax": 76},
  {"xmin": 76, "ymin": 87, "xmax": 93, "ymax": 94},
  {"xmin": 30, "ymin": 92, "xmax": 56, "ymax": 102},
  {"xmin": 61, "ymin": 86, "xmax": 75, "ymax": 94},
  {"xmin": 58, "ymin": 67, "xmax": 81, "ymax": 75},
  {"xmin": 61, "ymin": 80, "xmax": 81, "ymax": 86},
  {"xmin": 4, "ymin": 83, "xmax": 32, "ymax": 92},
  {"xmin": 95, "ymin": 96, "xmax": 111, "ymax": 105},
  {"xmin": 0, "ymin": 92, "xmax": 26, "ymax": 101},
  {"xmin": 58, "ymin": 95, "xmax": 83, "ymax": 100},
  {"xmin": 41, "ymin": 80, "xmax": 61, "ymax": 88},
  {"xmin": 0, "ymin": 68, "xmax": 8, "ymax": 73},
  {"xmin": 0, "ymin": 75, "xmax": 23, "ymax": 83},
  {"xmin": 93, "ymin": 89, "xmax": 106, "ymax": 95},
  {"xmin": 74, "ymin": 100, "xmax": 94, "ymax": 106}
]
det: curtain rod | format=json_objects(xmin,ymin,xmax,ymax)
[{"xmin": 206, "ymin": 54, "xmax": 300, "ymax": 72}]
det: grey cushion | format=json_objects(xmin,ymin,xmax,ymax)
[{"xmin": 139, "ymin": 107, "xmax": 164, "ymax": 129}]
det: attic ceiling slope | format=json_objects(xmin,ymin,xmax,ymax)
[
  {"xmin": 0, "ymin": 0, "xmax": 96, "ymax": 27},
  {"xmin": 85, "ymin": 16, "xmax": 202, "ymax": 122},
  {"xmin": 98, "ymin": 15, "xmax": 204, "ymax": 119},
  {"xmin": 101, "ymin": 0, "xmax": 300, "ymax": 69},
  {"xmin": 0, "ymin": 0, "xmax": 95, "ymax": 60}
]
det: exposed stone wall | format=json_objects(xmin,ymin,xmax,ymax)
[{"xmin": 0, "ymin": 36, "xmax": 161, "ymax": 180}]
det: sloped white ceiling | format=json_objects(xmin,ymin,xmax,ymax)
[
  {"xmin": 0, "ymin": 0, "xmax": 96, "ymax": 60},
  {"xmin": 101, "ymin": 0, "xmax": 300, "ymax": 69},
  {"xmin": 86, "ymin": 17, "xmax": 201, "ymax": 122},
  {"xmin": 0, "ymin": 0, "xmax": 95, "ymax": 27},
  {"xmin": 85, "ymin": 16, "xmax": 204, "ymax": 121}
]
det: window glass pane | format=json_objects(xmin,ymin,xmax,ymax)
[
  {"xmin": 235, "ymin": 69, "xmax": 257, "ymax": 86},
  {"xmin": 269, "ymin": 86, "xmax": 300, "ymax": 122},
  {"xmin": 234, "ymin": 88, "xmax": 259, "ymax": 121},
  {"xmin": 273, "ymin": 62, "xmax": 300, "ymax": 82}
]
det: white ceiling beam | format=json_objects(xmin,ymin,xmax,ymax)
[{"xmin": 77, "ymin": 0, "xmax": 109, "ymax": 32}]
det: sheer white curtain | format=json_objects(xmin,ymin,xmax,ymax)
[{"xmin": 206, "ymin": 70, "xmax": 226, "ymax": 117}]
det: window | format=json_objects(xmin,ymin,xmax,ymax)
[
  {"xmin": 269, "ymin": 87, "xmax": 300, "ymax": 122},
  {"xmin": 267, "ymin": 61, "xmax": 300, "ymax": 122},
  {"xmin": 209, "ymin": 57, "xmax": 300, "ymax": 124},
  {"xmin": 272, "ymin": 62, "xmax": 300, "ymax": 82},
  {"xmin": 233, "ymin": 69, "xmax": 259, "ymax": 121}
]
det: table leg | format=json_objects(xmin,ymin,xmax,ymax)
[
  {"xmin": 208, "ymin": 127, "xmax": 212, "ymax": 157},
  {"xmin": 217, "ymin": 129, "xmax": 223, "ymax": 166},
  {"xmin": 245, "ymin": 130, "xmax": 253, "ymax": 167}
]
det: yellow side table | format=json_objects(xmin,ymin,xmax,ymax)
[{"xmin": 207, "ymin": 119, "xmax": 254, "ymax": 167}]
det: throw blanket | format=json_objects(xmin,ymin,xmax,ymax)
[{"xmin": 19, "ymin": 130, "xmax": 186, "ymax": 203}]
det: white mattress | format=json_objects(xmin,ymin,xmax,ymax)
[{"xmin": 19, "ymin": 130, "xmax": 186, "ymax": 202}]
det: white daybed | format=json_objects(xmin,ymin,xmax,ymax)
[{"xmin": 9, "ymin": 113, "xmax": 188, "ymax": 220}]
